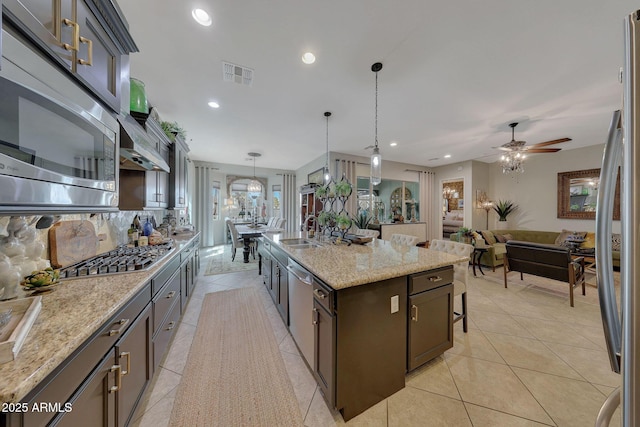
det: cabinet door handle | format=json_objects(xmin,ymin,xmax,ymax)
[
  {"xmin": 120, "ymin": 351, "xmax": 131, "ymax": 376},
  {"xmin": 166, "ymin": 321, "xmax": 176, "ymax": 331},
  {"xmin": 108, "ymin": 318, "xmax": 130, "ymax": 336},
  {"xmin": 62, "ymin": 18, "xmax": 79, "ymax": 51},
  {"xmin": 166, "ymin": 291, "xmax": 176, "ymax": 299},
  {"xmin": 78, "ymin": 36, "xmax": 93, "ymax": 66},
  {"xmin": 312, "ymin": 307, "xmax": 318, "ymax": 325},
  {"xmin": 109, "ymin": 365, "xmax": 122, "ymax": 393},
  {"xmin": 411, "ymin": 304, "xmax": 419, "ymax": 322},
  {"xmin": 313, "ymin": 289, "xmax": 326, "ymax": 300},
  {"xmin": 428, "ymin": 276, "xmax": 443, "ymax": 282}
]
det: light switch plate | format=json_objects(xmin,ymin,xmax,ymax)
[{"xmin": 391, "ymin": 295, "xmax": 399, "ymax": 313}]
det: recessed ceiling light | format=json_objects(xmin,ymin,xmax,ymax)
[
  {"xmin": 208, "ymin": 101, "xmax": 220, "ymax": 108},
  {"xmin": 444, "ymin": 154, "xmax": 452, "ymax": 158},
  {"xmin": 301, "ymin": 52, "xmax": 316, "ymax": 64},
  {"xmin": 390, "ymin": 141, "xmax": 398, "ymax": 147},
  {"xmin": 192, "ymin": 9, "xmax": 212, "ymax": 26}
]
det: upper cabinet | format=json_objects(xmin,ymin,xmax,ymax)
[
  {"xmin": 3, "ymin": 0, "xmax": 138, "ymax": 112},
  {"xmin": 169, "ymin": 135, "xmax": 190, "ymax": 210}
]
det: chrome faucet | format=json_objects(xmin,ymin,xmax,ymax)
[{"xmin": 302, "ymin": 214, "xmax": 319, "ymax": 237}]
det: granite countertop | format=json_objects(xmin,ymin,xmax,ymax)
[
  {"xmin": 0, "ymin": 232, "xmax": 200, "ymax": 404},
  {"xmin": 265, "ymin": 232, "xmax": 467, "ymax": 290}
]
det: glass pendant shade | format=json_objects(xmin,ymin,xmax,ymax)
[{"xmin": 371, "ymin": 147, "xmax": 382, "ymax": 186}]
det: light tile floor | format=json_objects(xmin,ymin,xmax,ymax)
[{"xmin": 131, "ymin": 251, "xmax": 621, "ymax": 426}]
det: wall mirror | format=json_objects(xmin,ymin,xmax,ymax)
[{"xmin": 557, "ymin": 168, "xmax": 620, "ymax": 220}]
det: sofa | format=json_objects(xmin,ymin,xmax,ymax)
[
  {"xmin": 442, "ymin": 210, "xmax": 464, "ymax": 238},
  {"xmin": 450, "ymin": 229, "xmax": 620, "ymax": 270}
]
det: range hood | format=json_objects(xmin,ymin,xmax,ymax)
[{"xmin": 118, "ymin": 115, "xmax": 170, "ymax": 172}]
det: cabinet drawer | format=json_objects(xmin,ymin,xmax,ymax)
[
  {"xmin": 409, "ymin": 266, "xmax": 453, "ymax": 295},
  {"xmin": 153, "ymin": 299, "xmax": 181, "ymax": 368},
  {"xmin": 271, "ymin": 245, "xmax": 287, "ymax": 265},
  {"xmin": 312, "ymin": 278, "xmax": 333, "ymax": 313},
  {"xmin": 21, "ymin": 283, "xmax": 151, "ymax": 427},
  {"xmin": 152, "ymin": 255, "xmax": 181, "ymax": 295},
  {"xmin": 153, "ymin": 270, "xmax": 181, "ymax": 335},
  {"xmin": 181, "ymin": 244, "xmax": 194, "ymax": 262}
]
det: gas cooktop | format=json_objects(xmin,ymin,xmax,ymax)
[{"xmin": 59, "ymin": 241, "xmax": 175, "ymax": 279}]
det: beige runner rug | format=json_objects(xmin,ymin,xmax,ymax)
[{"xmin": 169, "ymin": 288, "xmax": 303, "ymax": 426}]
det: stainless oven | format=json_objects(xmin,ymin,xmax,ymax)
[{"xmin": 0, "ymin": 27, "xmax": 118, "ymax": 212}]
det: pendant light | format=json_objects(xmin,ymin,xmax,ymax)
[
  {"xmin": 324, "ymin": 111, "xmax": 332, "ymax": 183},
  {"xmin": 370, "ymin": 62, "xmax": 383, "ymax": 186},
  {"xmin": 247, "ymin": 152, "xmax": 262, "ymax": 194}
]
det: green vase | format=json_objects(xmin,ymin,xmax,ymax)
[{"xmin": 130, "ymin": 78, "xmax": 149, "ymax": 114}]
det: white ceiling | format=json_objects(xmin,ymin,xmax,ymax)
[{"xmin": 118, "ymin": 1, "xmax": 636, "ymax": 170}]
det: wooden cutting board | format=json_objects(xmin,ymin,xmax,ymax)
[{"xmin": 49, "ymin": 220, "xmax": 99, "ymax": 268}]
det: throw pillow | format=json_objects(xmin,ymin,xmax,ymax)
[
  {"xmin": 581, "ymin": 232, "xmax": 596, "ymax": 249},
  {"xmin": 555, "ymin": 229, "xmax": 587, "ymax": 246},
  {"xmin": 471, "ymin": 231, "xmax": 485, "ymax": 245},
  {"xmin": 480, "ymin": 230, "xmax": 497, "ymax": 245},
  {"xmin": 495, "ymin": 234, "xmax": 507, "ymax": 243},
  {"xmin": 612, "ymin": 233, "xmax": 621, "ymax": 251},
  {"xmin": 502, "ymin": 233, "xmax": 514, "ymax": 241}
]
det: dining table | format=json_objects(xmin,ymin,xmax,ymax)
[{"xmin": 235, "ymin": 224, "xmax": 268, "ymax": 263}]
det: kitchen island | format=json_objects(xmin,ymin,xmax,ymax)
[
  {"xmin": 0, "ymin": 233, "xmax": 200, "ymax": 427},
  {"xmin": 259, "ymin": 232, "xmax": 467, "ymax": 421}
]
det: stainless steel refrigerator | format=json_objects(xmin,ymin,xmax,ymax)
[{"xmin": 595, "ymin": 10, "xmax": 640, "ymax": 427}]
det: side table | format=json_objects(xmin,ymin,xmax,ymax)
[{"xmin": 472, "ymin": 246, "xmax": 489, "ymax": 277}]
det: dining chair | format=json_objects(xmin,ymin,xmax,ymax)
[
  {"xmin": 389, "ymin": 233, "xmax": 420, "ymax": 246},
  {"xmin": 428, "ymin": 239, "xmax": 474, "ymax": 332},
  {"xmin": 226, "ymin": 220, "xmax": 255, "ymax": 261}
]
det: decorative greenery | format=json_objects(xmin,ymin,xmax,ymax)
[
  {"xmin": 318, "ymin": 211, "xmax": 335, "ymax": 227},
  {"xmin": 160, "ymin": 121, "xmax": 187, "ymax": 141},
  {"xmin": 327, "ymin": 184, "xmax": 336, "ymax": 199},
  {"xmin": 492, "ymin": 199, "xmax": 518, "ymax": 221},
  {"xmin": 351, "ymin": 212, "xmax": 372, "ymax": 229},
  {"xmin": 457, "ymin": 227, "xmax": 473, "ymax": 237},
  {"xmin": 315, "ymin": 185, "xmax": 327, "ymax": 198},
  {"xmin": 336, "ymin": 213, "xmax": 352, "ymax": 230},
  {"xmin": 335, "ymin": 181, "xmax": 352, "ymax": 197}
]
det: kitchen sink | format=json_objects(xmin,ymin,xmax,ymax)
[
  {"xmin": 286, "ymin": 243, "xmax": 323, "ymax": 249},
  {"xmin": 280, "ymin": 238, "xmax": 324, "ymax": 249}
]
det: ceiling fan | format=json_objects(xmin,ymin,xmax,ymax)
[{"xmin": 496, "ymin": 122, "xmax": 571, "ymax": 154}]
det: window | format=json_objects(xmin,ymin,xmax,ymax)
[
  {"xmin": 272, "ymin": 184, "xmax": 281, "ymax": 217},
  {"xmin": 212, "ymin": 181, "xmax": 221, "ymax": 220}
]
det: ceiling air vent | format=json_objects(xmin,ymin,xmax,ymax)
[{"xmin": 222, "ymin": 61, "xmax": 253, "ymax": 86}]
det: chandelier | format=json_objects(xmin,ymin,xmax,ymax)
[
  {"xmin": 247, "ymin": 152, "xmax": 262, "ymax": 194},
  {"xmin": 500, "ymin": 151, "xmax": 525, "ymax": 174}
]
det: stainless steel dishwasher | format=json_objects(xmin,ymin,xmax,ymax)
[{"xmin": 287, "ymin": 258, "xmax": 314, "ymax": 368}]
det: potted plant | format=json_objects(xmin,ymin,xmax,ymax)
[
  {"xmin": 160, "ymin": 121, "xmax": 187, "ymax": 141},
  {"xmin": 336, "ymin": 213, "xmax": 351, "ymax": 231},
  {"xmin": 327, "ymin": 184, "xmax": 336, "ymax": 199},
  {"xmin": 315, "ymin": 185, "xmax": 327, "ymax": 199},
  {"xmin": 493, "ymin": 199, "xmax": 517, "ymax": 229},
  {"xmin": 351, "ymin": 211, "xmax": 372, "ymax": 230},
  {"xmin": 335, "ymin": 181, "xmax": 352, "ymax": 198},
  {"xmin": 456, "ymin": 227, "xmax": 474, "ymax": 244}
]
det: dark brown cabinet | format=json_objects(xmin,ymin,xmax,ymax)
[
  {"xmin": 3, "ymin": 0, "xmax": 136, "ymax": 112},
  {"xmin": 300, "ymin": 185, "xmax": 323, "ymax": 230},
  {"xmin": 313, "ymin": 298, "xmax": 334, "ymax": 405},
  {"xmin": 169, "ymin": 135, "xmax": 190, "ymax": 209},
  {"xmin": 49, "ymin": 304, "xmax": 151, "ymax": 427},
  {"xmin": 2, "ymin": 237, "xmax": 199, "ymax": 427},
  {"xmin": 407, "ymin": 267, "xmax": 454, "ymax": 371},
  {"xmin": 51, "ymin": 353, "xmax": 117, "ymax": 427}
]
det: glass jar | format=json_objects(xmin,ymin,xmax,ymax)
[{"xmin": 130, "ymin": 78, "xmax": 149, "ymax": 114}]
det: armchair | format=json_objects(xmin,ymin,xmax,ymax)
[{"xmin": 503, "ymin": 240, "xmax": 586, "ymax": 307}]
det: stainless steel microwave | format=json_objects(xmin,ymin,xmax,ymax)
[{"xmin": 0, "ymin": 28, "xmax": 119, "ymax": 213}]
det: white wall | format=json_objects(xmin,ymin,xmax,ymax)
[{"xmin": 488, "ymin": 144, "xmax": 618, "ymax": 233}]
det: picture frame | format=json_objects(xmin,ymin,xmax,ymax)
[
  {"xmin": 458, "ymin": 199, "xmax": 464, "ymax": 209},
  {"xmin": 308, "ymin": 168, "xmax": 324, "ymax": 185}
]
